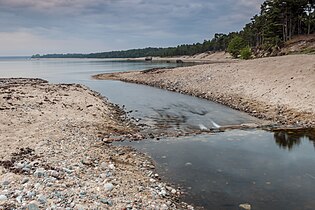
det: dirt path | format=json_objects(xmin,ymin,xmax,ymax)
[{"xmin": 94, "ymin": 54, "xmax": 315, "ymax": 127}]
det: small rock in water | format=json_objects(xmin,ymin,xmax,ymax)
[
  {"xmin": 199, "ymin": 124, "xmax": 208, "ymax": 130},
  {"xmin": 185, "ymin": 162, "xmax": 192, "ymax": 166},
  {"xmin": 187, "ymin": 205, "xmax": 194, "ymax": 210},
  {"xmin": 239, "ymin": 203, "xmax": 251, "ymax": 210},
  {"xmin": 0, "ymin": 195, "xmax": 8, "ymax": 201},
  {"xmin": 104, "ymin": 183, "xmax": 114, "ymax": 191}
]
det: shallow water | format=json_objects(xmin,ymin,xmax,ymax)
[
  {"xmin": 115, "ymin": 129, "xmax": 315, "ymax": 210},
  {"xmin": 0, "ymin": 57, "xmax": 259, "ymax": 132},
  {"xmin": 1, "ymin": 58, "xmax": 315, "ymax": 209}
]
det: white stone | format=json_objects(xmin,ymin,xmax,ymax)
[
  {"xmin": 104, "ymin": 183, "xmax": 114, "ymax": 191},
  {"xmin": 0, "ymin": 195, "xmax": 8, "ymax": 201}
]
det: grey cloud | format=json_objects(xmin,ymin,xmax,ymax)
[{"xmin": 0, "ymin": 0, "xmax": 265, "ymax": 55}]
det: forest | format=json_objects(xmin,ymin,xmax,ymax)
[{"xmin": 34, "ymin": 0, "xmax": 315, "ymax": 59}]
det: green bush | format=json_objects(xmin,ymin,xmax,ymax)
[
  {"xmin": 227, "ymin": 36, "xmax": 247, "ymax": 58},
  {"xmin": 240, "ymin": 47, "xmax": 252, "ymax": 60}
]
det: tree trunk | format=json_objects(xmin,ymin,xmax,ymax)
[
  {"xmin": 308, "ymin": 16, "xmax": 311, "ymax": 35},
  {"xmin": 289, "ymin": 17, "xmax": 292, "ymax": 40}
]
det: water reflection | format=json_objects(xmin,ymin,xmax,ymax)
[
  {"xmin": 114, "ymin": 130, "xmax": 315, "ymax": 210},
  {"xmin": 274, "ymin": 129, "xmax": 315, "ymax": 150}
]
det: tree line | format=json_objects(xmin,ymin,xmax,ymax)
[
  {"xmin": 34, "ymin": 0, "xmax": 314, "ymax": 59},
  {"xmin": 32, "ymin": 34, "xmax": 232, "ymax": 59}
]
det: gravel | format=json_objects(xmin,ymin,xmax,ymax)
[{"xmin": 0, "ymin": 79, "xmax": 192, "ymax": 209}]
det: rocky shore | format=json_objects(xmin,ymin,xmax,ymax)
[
  {"xmin": 94, "ymin": 54, "xmax": 315, "ymax": 128},
  {"xmin": 0, "ymin": 79, "xmax": 192, "ymax": 210}
]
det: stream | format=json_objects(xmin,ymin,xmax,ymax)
[{"xmin": 1, "ymin": 57, "xmax": 315, "ymax": 209}]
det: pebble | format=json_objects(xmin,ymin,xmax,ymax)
[
  {"xmin": 2, "ymin": 180, "xmax": 10, "ymax": 186},
  {"xmin": 63, "ymin": 167, "xmax": 73, "ymax": 174},
  {"xmin": 239, "ymin": 203, "xmax": 251, "ymax": 210},
  {"xmin": 34, "ymin": 183, "xmax": 41, "ymax": 189},
  {"xmin": 82, "ymin": 159, "xmax": 92, "ymax": 165},
  {"xmin": 38, "ymin": 194, "xmax": 47, "ymax": 204},
  {"xmin": 104, "ymin": 183, "xmax": 114, "ymax": 191},
  {"xmin": 48, "ymin": 170, "xmax": 59, "ymax": 178},
  {"xmin": 100, "ymin": 162, "xmax": 107, "ymax": 170},
  {"xmin": 79, "ymin": 191, "xmax": 86, "ymax": 196},
  {"xmin": 70, "ymin": 202, "xmax": 75, "ymax": 208},
  {"xmin": 160, "ymin": 204, "xmax": 169, "ymax": 210},
  {"xmin": 23, "ymin": 167, "xmax": 31, "ymax": 172},
  {"xmin": 108, "ymin": 164, "xmax": 115, "ymax": 170},
  {"xmin": 0, "ymin": 195, "xmax": 8, "ymax": 201},
  {"xmin": 21, "ymin": 177, "xmax": 30, "ymax": 184},
  {"xmin": 76, "ymin": 204, "xmax": 86, "ymax": 210},
  {"xmin": 34, "ymin": 168, "xmax": 46, "ymax": 178},
  {"xmin": 28, "ymin": 203, "xmax": 40, "ymax": 210},
  {"xmin": 16, "ymin": 195, "xmax": 23, "ymax": 203},
  {"xmin": 100, "ymin": 198, "xmax": 109, "ymax": 204},
  {"xmin": 159, "ymin": 190, "xmax": 167, "ymax": 197},
  {"xmin": 16, "ymin": 162, "xmax": 25, "ymax": 169},
  {"xmin": 100, "ymin": 198, "xmax": 112, "ymax": 206},
  {"xmin": 27, "ymin": 191, "xmax": 36, "ymax": 198}
]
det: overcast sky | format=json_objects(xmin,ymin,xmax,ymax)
[{"xmin": 0, "ymin": 0, "xmax": 264, "ymax": 56}]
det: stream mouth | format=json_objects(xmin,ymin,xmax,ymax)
[{"xmin": 2, "ymin": 58, "xmax": 315, "ymax": 210}]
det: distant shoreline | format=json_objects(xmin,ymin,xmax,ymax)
[{"xmin": 28, "ymin": 52, "xmax": 234, "ymax": 64}]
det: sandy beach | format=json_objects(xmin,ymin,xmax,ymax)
[
  {"xmin": 94, "ymin": 54, "xmax": 315, "ymax": 127},
  {"xmin": 129, "ymin": 52, "xmax": 233, "ymax": 64},
  {"xmin": 0, "ymin": 78, "xmax": 191, "ymax": 209}
]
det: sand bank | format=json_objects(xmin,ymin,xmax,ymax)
[
  {"xmin": 129, "ymin": 51, "xmax": 233, "ymax": 64},
  {"xmin": 94, "ymin": 54, "xmax": 315, "ymax": 127},
  {"xmin": 0, "ymin": 78, "xmax": 191, "ymax": 209}
]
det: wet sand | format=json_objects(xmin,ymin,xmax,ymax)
[
  {"xmin": 94, "ymin": 54, "xmax": 315, "ymax": 127},
  {"xmin": 0, "ymin": 78, "xmax": 191, "ymax": 209}
]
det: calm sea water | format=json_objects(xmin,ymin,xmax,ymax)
[{"xmin": 1, "ymin": 57, "xmax": 315, "ymax": 209}]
